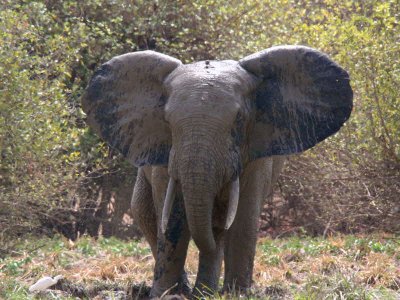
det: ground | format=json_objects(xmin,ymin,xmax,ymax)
[{"xmin": 1, "ymin": 233, "xmax": 399, "ymax": 299}]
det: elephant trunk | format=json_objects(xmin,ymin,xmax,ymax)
[
  {"xmin": 169, "ymin": 119, "xmax": 240, "ymax": 254},
  {"xmin": 179, "ymin": 158, "xmax": 219, "ymax": 253}
]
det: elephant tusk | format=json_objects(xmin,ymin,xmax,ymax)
[
  {"xmin": 161, "ymin": 177, "xmax": 177, "ymax": 234},
  {"xmin": 225, "ymin": 177, "xmax": 240, "ymax": 230}
]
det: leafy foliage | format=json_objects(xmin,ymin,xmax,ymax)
[{"xmin": 0, "ymin": 0, "xmax": 399, "ymax": 242}]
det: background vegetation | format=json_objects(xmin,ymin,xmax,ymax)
[{"xmin": 1, "ymin": 0, "xmax": 399, "ymax": 246}]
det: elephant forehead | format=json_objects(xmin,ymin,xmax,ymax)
[{"xmin": 166, "ymin": 60, "xmax": 253, "ymax": 89}]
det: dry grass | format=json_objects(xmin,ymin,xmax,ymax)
[{"xmin": 1, "ymin": 234, "xmax": 399, "ymax": 299}]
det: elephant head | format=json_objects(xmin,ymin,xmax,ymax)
[{"xmin": 82, "ymin": 46, "xmax": 352, "ymax": 254}]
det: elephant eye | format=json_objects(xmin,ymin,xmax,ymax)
[
  {"xmin": 230, "ymin": 111, "xmax": 245, "ymax": 147},
  {"xmin": 234, "ymin": 111, "xmax": 244, "ymax": 127}
]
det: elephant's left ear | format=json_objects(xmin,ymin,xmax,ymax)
[{"xmin": 239, "ymin": 45, "xmax": 353, "ymax": 159}]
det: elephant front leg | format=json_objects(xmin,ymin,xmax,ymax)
[
  {"xmin": 223, "ymin": 158, "xmax": 276, "ymax": 292},
  {"xmin": 223, "ymin": 202, "xmax": 260, "ymax": 292},
  {"xmin": 131, "ymin": 168, "xmax": 158, "ymax": 257},
  {"xmin": 193, "ymin": 230, "xmax": 224, "ymax": 298},
  {"xmin": 151, "ymin": 194, "xmax": 191, "ymax": 297}
]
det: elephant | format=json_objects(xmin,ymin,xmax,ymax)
[{"xmin": 81, "ymin": 45, "xmax": 353, "ymax": 297}]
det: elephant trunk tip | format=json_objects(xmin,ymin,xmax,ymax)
[{"xmin": 191, "ymin": 228, "xmax": 216, "ymax": 254}]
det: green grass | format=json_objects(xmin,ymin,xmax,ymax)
[
  {"xmin": 257, "ymin": 234, "xmax": 400, "ymax": 299},
  {"xmin": 1, "ymin": 234, "xmax": 399, "ymax": 299},
  {"xmin": 97, "ymin": 236, "xmax": 150, "ymax": 257}
]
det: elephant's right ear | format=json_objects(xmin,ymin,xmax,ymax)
[{"xmin": 82, "ymin": 51, "xmax": 182, "ymax": 166}]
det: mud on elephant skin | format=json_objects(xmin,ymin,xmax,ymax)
[{"xmin": 82, "ymin": 45, "xmax": 353, "ymax": 297}]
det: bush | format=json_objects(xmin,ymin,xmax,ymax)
[{"xmin": 0, "ymin": 0, "xmax": 398, "ymax": 245}]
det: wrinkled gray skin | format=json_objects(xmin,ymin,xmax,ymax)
[{"xmin": 82, "ymin": 46, "xmax": 353, "ymax": 297}]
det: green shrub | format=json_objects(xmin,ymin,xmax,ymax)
[{"xmin": 0, "ymin": 0, "xmax": 398, "ymax": 245}]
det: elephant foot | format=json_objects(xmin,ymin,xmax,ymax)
[
  {"xmin": 191, "ymin": 280, "xmax": 218, "ymax": 300},
  {"xmin": 150, "ymin": 271, "xmax": 191, "ymax": 299},
  {"xmin": 222, "ymin": 282, "xmax": 251, "ymax": 297},
  {"xmin": 176, "ymin": 271, "xmax": 191, "ymax": 297},
  {"xmin": 192, "ymin": 282, "xmax": 218, "ymax": 299}
]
